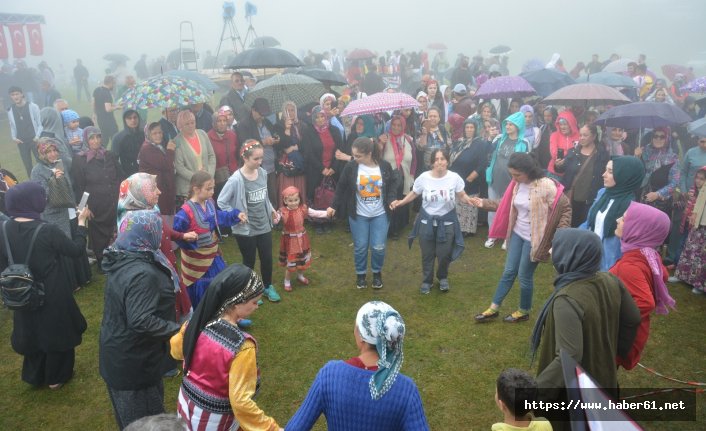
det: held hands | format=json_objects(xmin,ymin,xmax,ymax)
[
  {"xmin": 644, "ymin": 192, "xmax": 660, "ymax": 203},
  {"xmin": 183, "ymin": 231, "xmax": 198, "ymax": 242},
  {"xmin": 468, "ymin": 197, "xmax": 483, "ymax": 208},
  {"xmin": 326, "ymin": 207, "xmax": 336, "ymax": 218},
  {"xmin": 272, "ymin": 211, "xmax": 281, "ymax": 224},
  {"xmin": 239, "ymin": 212, "xmax": 249, "ymax": 224}
]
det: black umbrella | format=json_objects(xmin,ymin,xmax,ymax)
[
  {"xmin": 489, "ymin": 45, "xmax": 512, "ymax": 55},
  {"xmin": 297, "ymin": 68, "xmax": 347, "ymax": 86},
  {"xmin": 519, "ymin": 68, "xmax": 576, "ymax": 97},
  {"xmin": 593, "ymin": 101, "xmax": 693, "ymax": 129},
  {"xmin": 249, "ymin": 36, "xmax": 281, "ymax": 48},
  {"xmin": 227, "ymin": 47, "xmax": 303, "ymax": 70}
]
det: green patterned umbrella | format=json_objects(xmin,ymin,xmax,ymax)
[
  {"xmin": 116, "ymin": 76, "xmax": 210, "ymax": 110},
  {"xmin": 244, "ymin": 74, "xmax": 326, "ymax": 110}
]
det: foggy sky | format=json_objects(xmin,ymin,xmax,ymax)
[{"xmin": 4, "ymin": 0, "xmax": 705, "ymax": 82}]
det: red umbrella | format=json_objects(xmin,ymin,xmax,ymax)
[
  {"xmin": 341, "ymin": 92, "xmax": 418, "ymax": 117},
  {"xmin": 427, "ymin": 42, "xmax": 447, "ymax": 50},
  {"xmin": 661, "ymin": 64, "xmax": 695, "ymax": 82},
  {"xmin": 347, "ymin": 48, "xmax": 376, "ymax": 61}
]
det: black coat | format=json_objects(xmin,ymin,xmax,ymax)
[
  {"xmin": 99, "ymin": 249, "xmax": 180, "ymax": 390},
  {"xmin": 558, "ymin": 146, "xmax": 610, "ymax": 203},
  {"xmin": 300, "ymin": 124, "xmax": 345, "ymax": 201},
  {"xmin": 0, "ymin": 220, "xmax": 88, "ymax": 354},
  {"xmin": 332, "ymin": 159, "xmax": 398, "ymax": 220}
]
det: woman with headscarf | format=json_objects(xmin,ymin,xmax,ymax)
[
  {"xmin": 378, "ymin": 115, "xmax": 416, "ymax": 239},
  {"xmin": 39, "ymin": 106, "xmax": 72, "ymax": 171},
  {"xmin": 100, "ymin": 210, "xmax": 182, "ymax": 429},
  {"xmin": 634, "ymin": 127, "xmax": 680, "ymax": 216},
  {"xmin": 0, "ymin": 182, "xmax": 89, "ymax": 389},
  {"xmin": 449, "ymin": 118, "xmax": 492, "ymax": 237},
  {"xmin": 609, "ymin": 202, "xmax": 674, "ymax": 370},
  {"xmin": 170, "ymin": 264, "xmax": 282, "ymax": 431},
  {"xmin": 581, "ymin": 156, "xmax": 645, "ymax": 270},
  {"xmin": 484, "ymin": 112, "xmax": 530, "ymax": 248},
  {"xmin": 533, "ymin": 107, "xmax": 557, "ymax": 170},
  {"xmin": 519, "ymin": 105, "xmax": 541, "ymax": 150},
  {"xmin": 174, "ymin": 110, "xmax": 217, "ymax": 205},
  {"xmin": 548, "ymin": 110, "xmax": 579, "ymax": 179},
  {"xmin": 112, "ymin": 109, "xmax": 145, "ymax": 178},
  {"xmin": 531, "ymin": 229, "xmax": 640, "ymax": 429},
  {"xmin": 301, "ymin": 105, "xmax": 344, "ymax": 234},
  {"xmin": 0, "ymin": 164, "xmax": 18, "ymax": 215},
  {"xmin": 286, "ymin": 301, "xmax": 430, "ymax": 430},
  {"xmin": 274, "ymin": 101, "xmax": 307, "ymax": 206},
  {"xmin": 207, "ymin": 108, "xmax": 239, "ymax": 204},
  {"xmin": 139, "ymin": 122, "xmax": 178, "ymax": 221},
  {"xmin": 602, "ymin": 127, "xmax": 627, "ymax": 157},
  {"xmin": 417, "ymin": 106, "xmax": 448, "ymax": 170},
  {"xmin": 70, "ymin": 126, "xmax": 123, "ymax": 271},
  {"xmin": 320, "ymin": 93, "xmax": 345, "ymax": 141}
]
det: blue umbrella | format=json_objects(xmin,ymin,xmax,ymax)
[
  {"xmin": 687, "ymin": 117, "xmax": 706, "ymax": 137},
  {"xmin": 593, "ymin": 102, "xmax": 692, "ymax": 129},
  {"xmin": 577, "ymin": 72, "xmax": 636, "ymax": 88},
  {"xmin": 519, "ymin": 68, "xmax": 575, "ymax": 97},
  {"xmin": 165, "ymin": 70, "xmax": 218, "ymax": 91}
]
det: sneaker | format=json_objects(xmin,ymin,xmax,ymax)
[
  {"xmin": 163, "ymin": 368, "xmax": 181, "ymax": 378},
  {"xmin": 667, "ymin": 276, "xmax": 680, "ymax": 283},
  {"xmin": 484, "ymin": 238, "xmax": 496, "ymax": 248},
  {"xmin": 692, "ymin": 287, "xmax": 705, "ymax": 295},
  {"xmin": 237, "ymin": 319, "xmax": 252, "ymax": 328},
  {"xmin": 474, "ymin": 308, "xmax": 499, "ymax": 323},
  {"xmin": 264, "ymin": 285, "xmax": 281, "ymax": 302},
  {"xmin": 420, "ymin": 283, "xmax": 432, "ymax": 294},
  {"xmin": 356, "ymin": 274, "xmax": 367, "ymax": 289},
  {"xmin": 503, "ymin": 311, "xmax": 530, "ymax": 323},
  {"xmin": 257, "ymin": 299, "xmax": 264, "ymax": 306},
  {"xmin": 372, "ymin": 272, "xmax": 383, "ymax": 289},
  {"xmin": 439, "ymin": 279, "xmax": 450, "ymax": 292},
  {"xmin": 501, "ymin": 240, "xmax": 507, "ymax": 250}
]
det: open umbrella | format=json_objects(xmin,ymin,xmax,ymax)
[
  {"xmin": 243, "ymin": 74, "xmax": 325, "ymax": 111},
  {"xmin": 489, "ymin": 45, "xmax": 512, "ymax": 55},
  {"xmin": 116, "ymin": 76, "xmax": 210, "ymax": 110},
  {"xmin": 519, "ymin": 68, "xmax": 576, "ymax": 97},
  {"xmin": 521, "ymin": 58, "xmax": 545, "ymax": 74},
  {"xmin": 341, "ymin": 92, "xmax": 418, "ymax": 117},
  {"xmin": 474, "ymin": 76, "xmax": 536, "ymax": 100},
  {"xmin": 577, "ymin": 72, "xmax": 636, "ymax": 88},
  {"xmin": 602, "ymin": 58, "xmax": 636, "ymax": 74},
  {"xmin": 297, "ymin": 68, "xmax": 347, "ymax": 86},
  {"xmin": 681, "ymin": 77, "xmax": 706, "ymax": 94},
  {"xmin": 165, "ymin": 70, "xmax": 219, "ymax": 91},
  {"xmin": 687, "ymin": 117, "xmax": 706, "ymax": 137},
  {"xmin": 427, "ymin": 42, "xmax": 447, "ymax": 50},
  {"xmin": 347, "ymin": 49, "xmax": 376, "ymax": 61},
  {"xmin": 661, "ymin": 64, "xmax": 695, "ymax": 82},
  {"xmin": 227, "ymin": 47, "xmax": 303, "ymax": 70},
  {"xmin": 594, "ymin": 101, "xmax": 692, "ymax": 129},
  {"xmin": 103, "ymin": 53, "xmax": 129, "ymax": 63},
  {"xmin": 249, "ymin": 35, "xmax": 281, "ymax": 48},
  {"xmin": 542, "ymin": 83, "xmax": 631, "ymax": 107}
]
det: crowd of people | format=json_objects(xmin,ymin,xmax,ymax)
[{"xmin": 1, "ymin": 46, "xmax": 705, "ymax": 430}]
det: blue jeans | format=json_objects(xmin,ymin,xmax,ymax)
[
  {"xmin": 349, "ymin": 213, "xmax": 389, "ymax": 274},
  {"xmin": 491, "ymin": 232, "xmax": 539, "ymax": 312}
]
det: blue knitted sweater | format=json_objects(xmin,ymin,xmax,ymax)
[{"xmin": 285, "ymin": 360, "xmax": 430, "ymax": 431}]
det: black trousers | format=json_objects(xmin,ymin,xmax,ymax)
[{"xmin": 235, "ymin": 231, "xmax": 273, "ymax": 286}]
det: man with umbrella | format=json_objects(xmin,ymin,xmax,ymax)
[
  {"xmin": 93, "ymin": 75, "xmax": 121, "ymax": 147},
  {"xmin": 220, "ymin": 72, "xmax": 249, "ymax": 125}
]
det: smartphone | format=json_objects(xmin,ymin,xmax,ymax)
[
  {"xmin": 77, "ymin": 192, "xmax": 90, "ymax": 212},
  {"xmin": 557, "ymin": 148, "xmax": 565, "ymax": 159}
]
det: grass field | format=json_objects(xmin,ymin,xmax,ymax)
[{"xmin": 0, "ymin": 90, "xmax": 704, "ymax": 430}]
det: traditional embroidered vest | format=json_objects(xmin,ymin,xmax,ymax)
[{"xmin": 179, "ymin": 200, "xmax": 219, "ymax": 286}]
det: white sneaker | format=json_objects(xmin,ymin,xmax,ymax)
[
  {"xmin": 484, "ymin": 238, "xmax": 496, "ymax": 248},
  {"xmin": 667, "ymin": 276, "xmax": 680, "ymax": 283},
  {"xmin": 692, "ymin": 288, "xmax": 704, "ymax": 295},
  {"xmin": 501, "ymin": 240, "xmax": 507, "ymax": 250}
]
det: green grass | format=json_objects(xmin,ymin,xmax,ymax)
[{"xmin": 1, "ymin": 89, "xmax": 704, "ymax": 430}]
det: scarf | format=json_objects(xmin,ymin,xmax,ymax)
[
  {"xmin": 586, "ymin": 156, "xmax": 645, "ymax": 238},
  {"xmin": 602, "ymin": 127, "xmax": 625, "ymax": 157},
  {"xmin": 116, "ymin": 172, "xmax": 160, "ymax": 227},
  {"xmin": 183, "ymin": 264, "xmax": 264, "ymax": 371},
  {"xmin": 450, "ymin": 118, "xmax": 480, "ymax": 165},
  {"xmin": 37, "ymin": 139, "xmax": 59, "ymax": 163},
  {"xmin": 81, "ymin": 126, "xmax": 106, "ymax": 162},
  {"xmin": 530, "ymin": 228, "xmax": 602, "ymax": 361},
  {"xmin": 144, "ymin": 123, "xmax": 166, "ymax": 154},
  {"xmin": 311, "ymin": 105, "xmax": 328, "ymax": 133},
  {"xmin": 5, "ymin": 181, "xmax": 46, "ymax": 219},
  {"xmin": 281, "ymin": 101, "xmax": 300, "ymax": 142},
  {"xmin": 356, "ymin": 301, "xmax": 406, "ymax": 400},
  {"xmin": 620, "ymin": 202, "xmax": 675, "ymax": 314},
  {"xmin": 114, "ymin": 209, "xmax": 180, "ymax": 293},
  {"xmin": 40, "ymin": 107, "xmax": 68, "ymax": 146},
  {"xmin": 388, "ymin": 115, "xmax": 407, "ymax": 169},
  {"xmin": 520, "ymin": 105, "xmax": 535, "ymax": 140}
]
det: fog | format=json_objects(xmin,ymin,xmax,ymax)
[{"xmin": 4, "ymin": 0, "xmax": 706, "ymax": 83}]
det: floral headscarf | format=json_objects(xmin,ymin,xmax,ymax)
[
  {"xmin": 116, "ymin": 172, "xmax": 160, "ymax": 228},
  {"xmin": 36, "ymin": 138, "xmax": 59, "ymax": 164},
  {"xmin": 81, "ymin": 126, "xmax": 105, "ymax": 162}
]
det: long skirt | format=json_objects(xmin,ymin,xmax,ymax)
[
  {"xmin": 22, "ymin": 349, "xmax": 75, "ymax": 386},
  {"xmin": 178, "ymin": 386, "xmax": 237, "ymax": 430},
  {"xmin": 456, "ymin": 196, "xmax": 479, "ymax": 234},
  {"xmin": 675, "ymin": 226, "xmax": 706, "ymax": 291}
]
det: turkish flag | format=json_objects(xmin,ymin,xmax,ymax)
[
  {"xmin": 0, "ymin": 25, "xmax": 8, "ymax": 59},
  {"xmin": 7, "ymin": 23, "xmax": 26, "ymax": 58},
  {"xmin": 26, "ymin": 23, "xmax": 43, "ymax": 56}
]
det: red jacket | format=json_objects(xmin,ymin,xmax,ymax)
[
  {"xmin": 609, "ymin": 249, "xmax": 667, "ymax": 369},
  {"xmin": 207, "ymin": 128, "xmax": 239, "ymax": 174},
  {"xmin": 138, "ymin": 142, "xmax": 177, "ymax": 215}
]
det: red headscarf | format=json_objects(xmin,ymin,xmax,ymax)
[{"xmin": 389, "ymin": 115, "xmax": 407, "ymax": 169}]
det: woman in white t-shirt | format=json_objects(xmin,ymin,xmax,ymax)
[
  {"xmin": 328, "ymin": 137, "xmax": 398, "ymax": 290},
  {"xmin": 391, "ymin": 148, "xmax": 475, "ymax": 294}
]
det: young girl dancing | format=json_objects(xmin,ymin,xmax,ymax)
[
  {"xmin": 278, "ymin": 186, "xmax": 329, "ymax": 291},
  {"xmin": 174, "ymin": 170, "xmax": 246, "ymax": 307}
]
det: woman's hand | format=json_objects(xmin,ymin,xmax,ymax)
[
  {"xmin": 389, "ymin": 200, "xmax": 400, "ymax": 210},
  {"xmin": 634, "ymin": 146, "xmax": 643, "ymax": 157},
  {"xmin": 469, "ymin": 197, "xmax": 483, "ymax": 208},
  {"xmin": 53, "ymin": 168, "xmax": 64, "ymax": 178},
  {"xmin": 554, "ymin": 158, "xmax": 565, "ymax": 168},
  {"xmin": 420, "ymin": 126, "xmax": 428, "ymax": 136},
  {"xmin": 77, "ymin": 206, "xmax": 90, "ymax": 226},
  {"xmin": 272, "ymin": 210, "xmax": 281, "ymax": 224},
  {"xmin": 183, "ymin": 231, "xmax": 198, "ymax": 242},
  {"xmin": 326, "ymin": 207, "xmax": 336, "ymax": 218},
  {"xmin": 378, "ymin": 134, "xmax": 389, "ymax": 145},
  {"xmin": 239, "ymin": 212, "xmax": 248, "ymax": 224},
  {"xmin": 644, "ymin": 192, "xmax": 660, "ymax": 203},
  {"xmin": 335, "ymin": 149, "xmax": 350, "ymax": 161},
  {"xmin": 285, "ymin": 144, "xmax": 298, "ymax": 154},
  {"xmin": 166, "ymin": 140, "xmax": 176, "ymax": 151}
]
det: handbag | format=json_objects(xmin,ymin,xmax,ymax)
[
  {"xmin": 47, "ymin": 175, "xmax": 75, "ymax": 208},
  {"xmin": 278, "ymin": 150, "xmax": 305, "ymax": 177},
  {"xmin": 641, "ymin": 162, "xmax": 674, "ymax": 213},
  {"xmin": 313, "ymin": 176, "xmax": 336, "ymax": 209}
]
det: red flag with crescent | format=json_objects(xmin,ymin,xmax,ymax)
[
  {"xmin": 26, "ymin": 23, "xmax": 43, "ymax": 56},
  {"xmin": 0, "ymin": 25, "xmax": 8, "ymax": 59},
  {"xmin": 7, "ymin": 23, "xmax": 26, "ymax": 58}
]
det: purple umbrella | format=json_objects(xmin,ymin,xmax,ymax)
[
  {"xmin": 681, "ymin": 76, "xmax": 706, "ymax": 94},
  {"xmin": 593, "ymin": 101, "xmax": 692, "ymax": 129},
  {"xmin": 473, "ymin": 75, "xmax": 536, "ymax": 100}
]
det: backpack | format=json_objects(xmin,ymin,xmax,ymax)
[{"xmin": 0, "ymin": 221, "xmax": 45, "ymax": 311}]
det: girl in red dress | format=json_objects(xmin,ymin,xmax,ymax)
[{"xmin": 277, "ymin": 186, "xmax": 329, "ymax": 291}]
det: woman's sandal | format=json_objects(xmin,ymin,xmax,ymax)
[
  {"xmin": 284, "ymin": 279, "xmax": 292, "ymax": 292},
  {"xmin": 297, "ymin": 275, "xmax": 310, "ymax": 285}
]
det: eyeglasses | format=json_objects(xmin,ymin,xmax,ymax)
[
  {"xmin": 653, "ymin": 134, "xmax": 667, "ymax": 140},
  {"xmin": 699, "ymin": 140, "xmax": 706, "ymax": 144}
]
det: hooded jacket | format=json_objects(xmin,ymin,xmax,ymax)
[
  {"xmin": 485, "ymin": 112, "xmax": 529, "ymax": 185},
  {"xmin": 112, "ymin": 109, "xmax": 145, "ymax": 178},
  {"xmin": 548, "ymin": 111, "xmax": 579, "ymax": 176}
]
